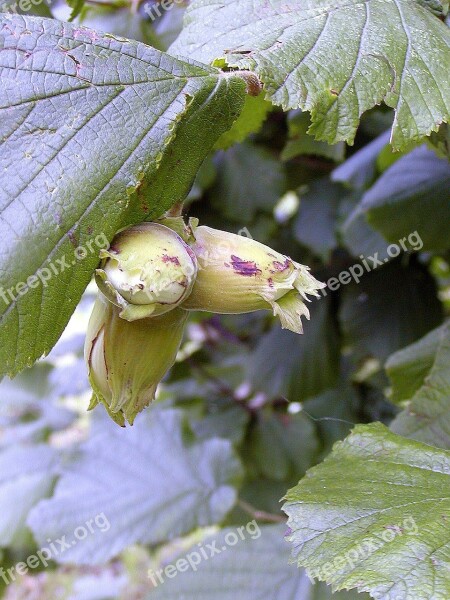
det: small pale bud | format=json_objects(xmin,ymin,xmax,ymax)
[
  {"xmin": 84, "ymin": 293, "xmax": 188, "ymax": 425},
  {"xmin": 181, "ymin": 226, "xmax": 325, "ymax": 334},
  {"xmin": 96, "ymin": 222, "xmax": 198, "ymax": 321}
]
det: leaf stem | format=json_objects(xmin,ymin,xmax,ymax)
[{"xmin": 167, "ymin": 201, "xmax": 184, "ymax": 217}]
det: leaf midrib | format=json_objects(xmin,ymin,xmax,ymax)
[{"xmin": 1, "ymin": 83, "xmax": 188, "ymax": 336}]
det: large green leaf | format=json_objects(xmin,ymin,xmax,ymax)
[
  {"xmin": 283, "ymin": 423, "xmax": 450, "ymax": 599},
  {"xmin": 148, "ymin": 524, "xmax": 367, "ymax": 600},
  {"xmin": 27, "ymin": 409, "xmax": 242, "ymax": 564},
  {"xmin": 0, "ymin": 15, "xmax": 246, "ymax": 377},
  {"xmin": 170, "ymin": 0, "xmax": 450, "ymax": 149},
  {"xmin": 389, "ymin": 322, "xmax": 450, "ymax": 449}
]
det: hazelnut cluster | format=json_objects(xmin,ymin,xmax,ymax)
[{"xmin": 85, "ymin": 218, "xmax": 325, "ymax": 425}]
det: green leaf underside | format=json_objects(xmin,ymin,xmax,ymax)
[
  {"xmin": 170, "ymin": 0, "xmax": 450, "ymax": 149},
  {"xmin": 347, "ymin": 146, "xmax": 450, "ymax": 252},
  {"xmin": 27, "ymin": 409, "xmax": 242, "ymax": 564},
  {"xmin": 214, "ymin": 93, "xmax": 273, "ymax": 150},
  {"xmin": 389, "ymin": 322, "xmax": 450, "ymax": 449},
  {"xmin": 386, "ymin": 321, "xmax": 448, "ymax": 404},
  {"xmin": 283, "ymin": 423, "xmax": 450, "ymax": 599},
  {"xmin": 0, "ymin": 15, "xmax": 246, "ymax": 377}
]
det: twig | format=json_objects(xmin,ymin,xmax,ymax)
[{"xmin": 237, "ymin": 499, "xmax": 286, "ymax": 524}]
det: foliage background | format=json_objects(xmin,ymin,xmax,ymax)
[{"xmin": 0, "ymin": 1, "xmax": 449, "ymax": 599}]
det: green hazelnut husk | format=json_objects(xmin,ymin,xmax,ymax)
[
  {"xmin": 181, "ymin": 226, "xmax": 325, "ymax": 334},
  {"xmin": 84, "ymin": 293, "xmax": 188, "ymax": 426},
  {"xmin": 96, "ymin": 222, "xmax": 198, "ymax": 322}
]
